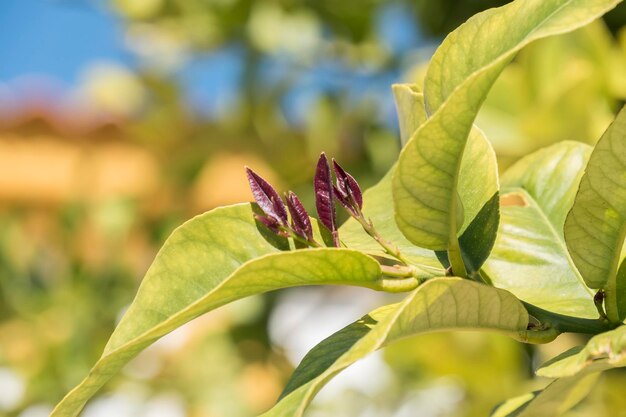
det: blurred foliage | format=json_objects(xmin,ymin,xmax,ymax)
[{"xmin": 2, "ymin": 1, "xmax": 626, "ymax": 416}]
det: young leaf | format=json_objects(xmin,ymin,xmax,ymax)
[
  {"xmin": 332, "ymin": 185, "xmax": 356, "ymax": 216},
  {"xmin": 50, "ymin": 204, "xmax": 386, "ymax": 417},
  {"xmin": 564, "ymin": 106, "xmax": 626, "ymax": 322},
  {"xmin": 332, "ymin": 159, "xmax": 362, "ymax": 212},
  {"xmin": 392, "ymin": 0, "xmax": 621, "ymax": 252},
  {"xmin": 262, "ymin": 278, "xmax": 529, "ymax": 417},
  {"xmin": 285, "ymin": 191, "xmax": 313, "ymax": 241},
  {"xmin": 484, "ymin": 142, "xmax": 596, "ymax": 318},
  {"xmin": 314, "ymin": 153, "xmax": 338, "ymax": 246},
  {"xmin": 392, "ymin": 83, "xmax": 427, "ymax": 147},
  {"xmin": 246, "ymin": 167, "xmax": 288, "ymax": 224},
  {"xmin": 254, "ymin": 213, "xmax": 283, "ymax": 235}
]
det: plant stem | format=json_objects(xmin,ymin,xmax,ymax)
[
  {"xmin": 517, "ymin": 327, "xmax": 560, "ymax": 344},
  {"xmin": 380, "ymin": 264, "xmax": 415, "ymax": 278},
  {"xmin": 604, "ymin": 285, "xmax": 621, "ymax": 324},
  {"xmin": 522, "ymin": 301, "xmax": 616, "ymax": 336},
  {"xmin": 356, "ymin": 216, "xmax": 411, "ymax": 266},
  {"xmin": 594, "ymin": 289, "xmax": 608, "ymax": 321},
  {"xmin": 377, "ymin": 276, "xmax": 420, "ymax": 293},
  {"xmin": 447, "ymin": 237, "xmax": 467, "ymax": 278},
  {"xmin": 278, "ymin": 226, "xmax": 322, "ymax": 248}
]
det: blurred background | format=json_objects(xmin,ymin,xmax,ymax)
[{"xmin": 1, "ymin": 1, "xmax": 626, "ymax": 416}]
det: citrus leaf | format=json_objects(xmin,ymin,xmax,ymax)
[
  {"xmin": 491, "ymin": 370, "xmax": 601, "ymax": 417},
  {"xmin": 393, "ymin": 0, "xmax": 621, "ymax": 251},
  {"xmin": 262, "ymin": 278, "xmax": 529, "ymax": 417},
  {"xmin": 435, "ymin": 128, "xmax": 500, "ymax": 274},
  {"xmin": 353, "ymin": 88, "xmax": 499, "ymax": 275},
  {"xmin": 51, "ymin": 204, "xmax": 386, "ymax": 417},
  {"xmin": 564, "ymin": 106, "xmax": 626, "ymax": 322},
  {"xmin": 424, "ymin": 0, "xmax": 622, "ymax": 114},
  {"xmin": 484, "ymin": 142, "xmax": 596, "ymax": 318}
]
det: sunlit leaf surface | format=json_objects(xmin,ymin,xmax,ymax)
[
  {"xmin": 51, "ymin": 204, "xmax": 384, "ymax": 417},
  {"xmin": 485, "ymin": 142, "xmax": 596, "ymax": 318},
  {"xmin": 263, "ymin": 278, "xmax": 528, "ymax": 416},
  {"xmin": 565, "ymin": 106, "xmax": 626, "ymax": 322},
  {"xmin": 393, "ymin": 0, "xmax": 620, "ymax": 250}
]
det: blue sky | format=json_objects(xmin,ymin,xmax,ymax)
[
  {"xmin": 0, "ymin": 0, "xmax": 133, "ymax": 85},
  {"xmin": 0, "ymin": 0, "xmax": 432, "ymax": 122}
]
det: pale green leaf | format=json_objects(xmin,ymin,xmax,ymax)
[
  {"xmin": 393, "ymin": 0, "xmax": 621, "ymax": 250},
  {"xmin": 262, "ymin": 278, "xmax": 529, "ymax": 416},
  {"xmin": 484, "ymin": 142, "xmax": 596, "ymax": 318},
  {"xmin": 501, "ymin": 141, "xmax": 592, "ymax": 231},
  {"xmin": 51, "ymin": 204, "xmax": 386, "ymax": 417},
  {"xmin": 537, "ymin": 325, "xmax": 626, "ymax": 378},
  {"xmin": 392, "ymin": 83, "xmax": 427, "ymax": 146},
  {"xmin": 564, "ymin": 106, "xmax": 626, "ymax": 322},
  {"xmin": 424, "ymin": 0, "xmax": 622, "ymax": 114},
  {"xmin": 491, "ymin": 371, "xmax": 601, "ymax": 417}
]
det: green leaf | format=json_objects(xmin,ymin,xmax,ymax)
[
  {"xmin": 51, "ymin": 204, "xmax": 387, "ymax": 417},
  {"xmin": 435, "ymin": 129, "xmax": 500, "ymax": 274},
  {"xmin": 341, "ymin": 137, "xmax": 499, "ymax": 276},
  {"xmin": 484, "ymin": 142, "xmax": 596, "ymax": 318},
  {"xmin": 491, "ymin": 371, "xmax": 601, "ymax": 417},
  {"xmin": 501, "ymin": 141, "xmax": 592, "ymax": 232},
  {"xmin": 262, "ymin": 278, "xmax": 529, "ymax": 416},
  {"xmin": 424, "ymin": 0, "xmax": 622, "ymax": 114},
  {"xmin": 367, "ymin": 87, "xmax": 499, "ymax": 275},
  {"xmin": 564, "ymin": 106, "xmax": 626, "ymax": 322},
  {"xmin": 392, "ymin": 83, "xmax": 427, "ymax": 146},
  {"xmin": 392, "ymin": 0, "xmax": 621, "ymax": 251},
  {"xmin": 537, "ymin": 325, "xmax": 626, "ymax": 378},
  {"xmin": 436, "ymin": 192, "xmax": 500, "ymax": 274}
]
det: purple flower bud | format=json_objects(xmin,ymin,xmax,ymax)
[
  {"xmin": 332, "ymin": 159, "xmax": 362, "ymax": 211},
  {"xmin": 286, "ymin": 191, "xmax": 313, "ymax": 241},
  {"xmin": 246, "ymin": 167, "xmax": 288, "ymax": 225},
  {"xmin": 333, "ymin": 185, "xmax": 358, "ymax": 217},
  {"xmin": 254, "ymin": 214, "xmax": 289, "ymax": 237},
  {"xmin": 314, "ymin": 153, "xmax": 338, "ymax": 246},
  {"xmin": 254, "ymin": 213, "xmax": 283, "ymax": 234}
]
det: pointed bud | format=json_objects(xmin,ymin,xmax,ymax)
[
  {"xmin": 286, "ymin": 191, "xmax": 313, "ymax": 241},
  {"xmin": 246, "ymin": 167, "xmax": 288, "ymax": 224},
  {"xmin": 332, "ymin": 159, "xmax": 362, "ymax": 210},
  {"xmin": 314, "ymin": 153, "xmax": 338, "ymax": 246},
  {"xmin": 333, "ymin": 185, "xmax": 358, "ymax": 217},
  {"xmin": 254, "ymin": 213, "xmax": 281, "ymax": 234}
]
